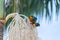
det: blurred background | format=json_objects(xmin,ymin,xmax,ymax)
[{"xmin": 0, "ymin": 0, "xmax": 60, "ymax": 40}]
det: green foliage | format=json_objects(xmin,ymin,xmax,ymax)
[
  {"xmin": 0, "ymin": 0, "xmax": 3, "ymax": 19},
  {"xmin": 5, "ymin": 0, "xmax": 60, "ymax": 18}
]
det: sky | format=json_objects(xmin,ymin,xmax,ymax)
[
  {"xmin": 37, "ymin": 1, "xmax": 60, "ymax": 40},
  {"xmin": 37, "ymin": 13, "xmax": 60, "ymax": 40}
]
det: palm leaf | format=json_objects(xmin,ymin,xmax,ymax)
[{"xmin": 4, "ymin": 0, "xmax": 60, "ymax": 19}]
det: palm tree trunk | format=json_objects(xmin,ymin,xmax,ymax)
[{"xmin": 0, "ymin": 22, "xmax": 4, "ymax": 40}]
